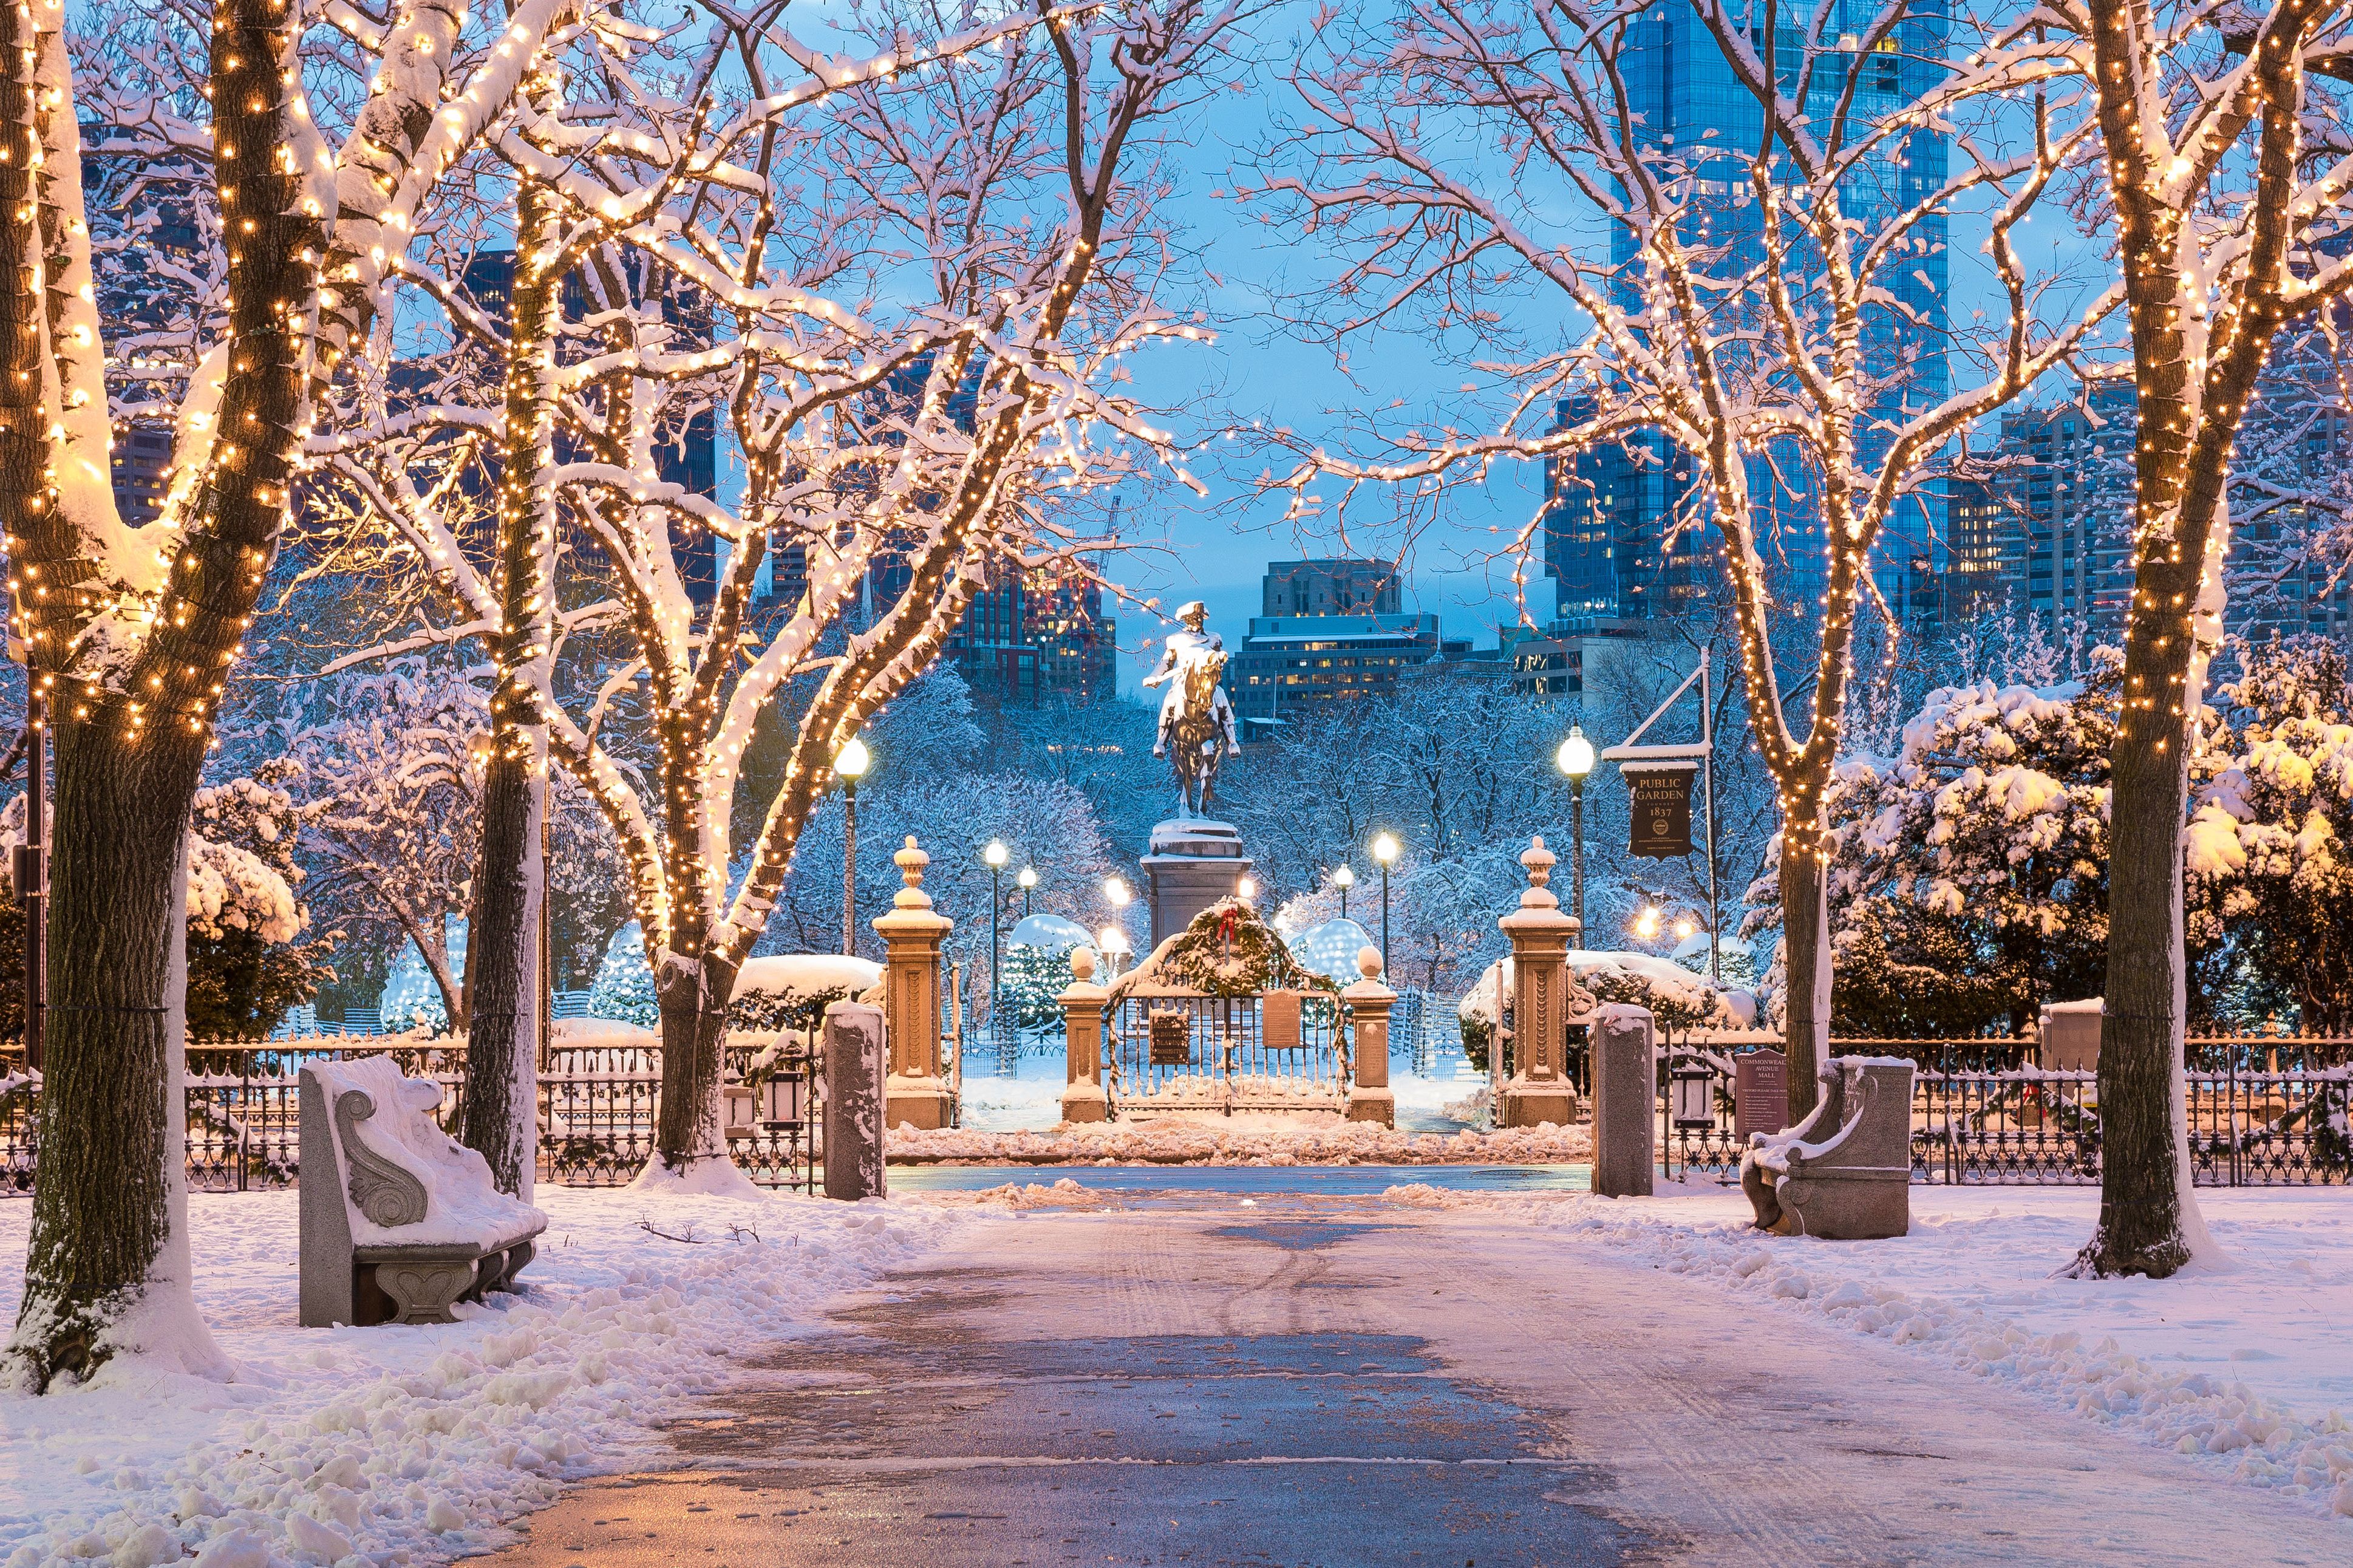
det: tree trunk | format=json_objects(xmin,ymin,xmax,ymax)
[
  {"xmin": 4, "ymin": 0, "xmax": 319, "ymax": 1389},
  {"xmin": 2072, "ymin": 626, "xmax": 2201, "ymax": 1278},
  {"xmin": 457, "ymin": 149, "xmax": 558, "ymax": 1198},
  {"xmin": 457, "ymin": 745, "xmax": 543, "ymax": 1198},
  {"xmin": 7, "ymin": 726, "xmax": 222, "ymax": 1388},
  {"xmin": 1779, "ymin": 825, "xmax": 1832, "ymax": 1127},
  {"xmin": 652, "ymin": 950, "xmax": 735, "ymax": 1176}
]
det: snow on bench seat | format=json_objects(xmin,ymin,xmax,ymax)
[{"xmin": 298, "ymin": 1057, "xmax": 546, "ymax": 1327}]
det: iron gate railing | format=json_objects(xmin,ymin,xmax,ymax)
[
  {"xmin": 1104, "ymin": 990, "xmax": 1345, "ymax": 1115},
  {"xmin": 1657, "ymin": 1032, "xmax": 2352, "ymax": 1187},
  {"xmin": 0, "ymin": 1034, "xmax": 824, "ymax": 1195}
]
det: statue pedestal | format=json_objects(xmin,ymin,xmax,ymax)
[{"xmin": 1142, "ymin": 819, "xmax": 1251, "ymax": 947}]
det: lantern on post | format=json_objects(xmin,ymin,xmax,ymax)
[{"xmin": 1670, "ymin": 1059, "xmax": 1715, "ymax": 1130}]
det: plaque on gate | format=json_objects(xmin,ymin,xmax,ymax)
[
  {"xmin": 1149, "ymin": 1009, "xmax": 1191, "ymax": 1066},
  {"xmin": 1734, "ymin": 1049, "xmax": 1788, "ymax": 1142}
]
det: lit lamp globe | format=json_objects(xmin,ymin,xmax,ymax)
[
  {"xmin": 1372, "ymin": 832, "xmax": 1400, "ymax": 866},
  {"xmin": 1556, "ymin": 726, "xmax": 1596, "ymax": 781},
  {"xmin": 835, "ymin": 735, "xmax": 871, "ymax": 782},
  {"xmin": 1332, "ymin": 865, "xmax": 1355, "ymax": 890},
  {"xmin": 983, "ymin": 839, "xmax": 1009, "ymax": 870},
  {"xmin": 1017, "ymin": 867, "xmax": 1037, "ymax": 890},
  {"xmin": 1237, "ymin": 875, "xmax": 1257, "ymax": 902},
  {"xmin": 1104, "ymin": 876, "xmax": 1131, "ymax": 910},
  {"xmin": 1635, "ymin": 906, "xmax": 1660, "ymax": 941}
]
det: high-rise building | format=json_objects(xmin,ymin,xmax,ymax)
[
  {"xmin": 1232, "ymin": 559, "xmax": 1441, "ymax": 720},
  {"xmin": 1541, "ymin": 4, "xmax": 1953, "ymax": 629},
  {"xmin": 460, "ymin": 250, "xmax": 720, "ymax": 604},
  {"xmin": 945, "ymin": 562, "xmax": 1118, "ymax": 706},
  {"xmin": 1260, "ymin": 559, "xmax": 1400, "ymax": 616},
  {"xmin": 111, "ymin": 424, "xmax": 174, "ymax": 527}
]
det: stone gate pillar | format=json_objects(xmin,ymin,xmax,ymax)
[
  {"xmin": 1499, "ymin": 836, "xmax": 1581, "ymax": 1129},
  {"xmin": 873, "ymin": 836, "xmax": 955, "ymax": 1131},
  {"xmin": 1059, "ymin": 946, "xmax": 1110, "ymax": 1124},
  {"xmin": 1343, "ymin": 946, "xmax": 1395, "ymax": 1127}
]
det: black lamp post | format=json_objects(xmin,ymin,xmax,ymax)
[
  {"xmin": 1018, "ymin": 865, "xmax": 1036, "ymax": 916},
  {"xmin": 1333, "ymin": 864, "xmax": 1354, "ymax": 922},
  {"xmin": 984, "ymin": 840, "xmax": 1009, "ymax": 1075},
  {"xmin": 1371, "ymin": 833, "xmax": 1399, "ymax": 965},
  {"xmin": 1556, "ymin": 725, "xmax": 1595, "ymax": 939},
  {"xmin": 836, "ymin": 736, "xmax": 871, "ymax": 957}
]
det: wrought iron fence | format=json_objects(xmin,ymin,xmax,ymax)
[
  {"xmin": 1657, "ymin": 1031, "xmax": 2353, "ymax": 1187},
  {"xmin": 0, "ymin": 1032, "xmax": 825, "ymax": 1195},
  {"xmin": 1104, "ymin": 990, "xmax": 1344, "ymax": 1115}
]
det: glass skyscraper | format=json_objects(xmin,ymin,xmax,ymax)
[{"xmin": 1543, "ymin": 1, "xmax": 1952, "ymax": 631}]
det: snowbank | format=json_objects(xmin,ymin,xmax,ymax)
[
  {"xmin": 1378, "ymin": 1183, "xmax": 2353, "ymax": 1521},
  {"xmin": 889, "ymin": 1117, "xmax": 1590, "ymax": 1166},
  {"xmin": 0, "ymin": 1188, "xmax": 971, "ymax": 1564},
  {"xmin": 730, "ymin": 953, "xmax": 882, "ymax": 1002}
]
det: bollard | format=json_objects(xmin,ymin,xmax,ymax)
[
  {"xmin": 823, "ymin": 1001, "xmax": 888, "ymax": 1201},
  {"xmin": 1592, "ymin": 1003, "xmax": 1655, "ymax": 1196}
]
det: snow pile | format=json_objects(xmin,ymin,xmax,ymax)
[
  {"xmin": 1382, "ymin": 1184, "xmax": 2353, "ymax": 1520},
  {"xmin": 1459, "ymin": 950, "xmax": 1749, "ymax": 1031},
  {"xmin": 914, "ymin": 1177, "xmax": 1114, "ymax": 1209},
  {"xmin": 0, "ymin": 1188, "xmax": 969, "ymax": 1565},
  {"xmin": 890, "ymin": 1116, "xmax": 1590, "ymax": 1165}
]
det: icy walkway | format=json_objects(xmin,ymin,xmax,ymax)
[{"xmin": 483, "ymin": 1185, "xmax": 2353, "ymax": 1567}]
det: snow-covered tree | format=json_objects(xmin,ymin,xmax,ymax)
[
  {"xmin": 1754, "ymin": 655, "xmax": 2122, "ymax": 1036},
  {"xmin": 282, "ymin": 661, "xmax": 625, "ymax": 1038},
  {"xmin": 322, "ymin": 1, "xmax": 1244, "ymax": 1186},
  {"xmin": 2062, "ymin": 0, "xmax": 2353, "ymax": 1280},
  {"xmin": 4, "ymin": 0, "xmax": 560, "ymax": 1388},
  {"xmin": 0, "ymin": 782, "xmax": 330, "ymax": 1041},
  {"xmin": 1256, "ymin": 0, "xmax": 2111, "ymax": 1122},
  {"xmin": 2187, "ymin": 636, "xmax": 2353, "ymax": 1033}
]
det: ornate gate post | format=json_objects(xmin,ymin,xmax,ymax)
[
  {"xmin": 1500, "ymin": 836, "xmax": 1581, "ymax": 1129},
  {"xmin": 873, "ymin": 836, "xmax": 956, "ymax": 1131},
  {"xmin": 1344, "ymin": 946, "xmax": 1395, "ymax": 1127},
  {"xmin": 1059, "ymin": 946, "xmax": 1111, "ymax": 1123}
]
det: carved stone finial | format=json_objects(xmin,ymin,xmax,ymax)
[
  {"xmin": 335, "ymin": 1089, "xmax": 428, "ymax": 1228},
  {"xmin": 1071, "ymin": 945, "xmax": 1098, "ymax": 983},
  {"xmin": 1357, "ymin": 945, "xmax": 1383, "ymax": 981},
  {"xmin": 894, "ymin": 836, "xmax": 934, "ymax": 910},
  {"xmin": 1521, "ymin": 835, "xmax": 1555, "ymax": 887}
]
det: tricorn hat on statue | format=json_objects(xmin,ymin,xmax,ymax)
[{"xmin": 1174, "ymin": 599, "xmax": 1208, "ymax": 622}]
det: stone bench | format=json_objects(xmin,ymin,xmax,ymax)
[
  {"xmin": 299, "ymin": 1058, "xmax": 547, "ymax": 1327},
  {"xmin": 1740, "ymin": 1057, "xmax": 1915, "ymax": 1239}
]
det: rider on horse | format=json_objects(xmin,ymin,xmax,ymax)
[{"xmin": 1145, "ymin": 601, "xmax": 1242, "ymax": 762}]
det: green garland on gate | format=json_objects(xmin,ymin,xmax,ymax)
[{"xmin": 1108, "ymin": 897, "xmax": 1337, "ymax": 1001}]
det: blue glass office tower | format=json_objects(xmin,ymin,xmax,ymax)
[{"xmin": 1543, "ymin": 2, "xmax": 1951, "ymax": 630}]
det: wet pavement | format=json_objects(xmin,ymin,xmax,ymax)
[
  {"xmin": 485, "ymin": 1188, "xmax": 2353, "ymax": 1567},
  {"xmin": 887, "ymin": 1164, "xmax": 1595, "ymax": 1197}
]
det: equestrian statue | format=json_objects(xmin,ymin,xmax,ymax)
[{"xmin": 1142, "ymin": 600, "xmax": 1242, "ymax": 818}]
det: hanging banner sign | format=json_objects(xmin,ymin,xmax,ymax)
[{"xmin": 1624, "ymin": 761, "xmax": 1697, "ymax": 859}]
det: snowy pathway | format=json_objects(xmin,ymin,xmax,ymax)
[{"xmin": 482, "ymin": 1188, "xmax": 2353, "ymax": 1567}]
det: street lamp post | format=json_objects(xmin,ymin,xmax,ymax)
[
  {"xmin": 836, "ymin": 736, "xmax": 871, "ymax": 957},
  {"xmin": 984, "ymin": 839, "xmax": 1008, "ymax": 1064},
  {"xmin": 1371, "ymin": 833, "xmax": 1400, "ymax": 966},
  {"xmin": 1018, "ymin": 865, "xmax": 1036, "ymax": 916},
  {"xmin": 1555, "ymin": 725, "xmax": 1595, "ymax": 939},
  {"xmin": 1333, "ymin": 864, "xmax": 1354, "ymax": 922},
  {"xmin": 1102, "ymin": 876, "xmax": 1133, "ymax": 978}
]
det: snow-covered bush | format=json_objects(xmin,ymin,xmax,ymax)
[
  {"xmin": 2186, "ymin": 636, "xmax": 2353, "ymax": 1032},
  {"xmin": 1748, "ymin": 656, "xmax": 2120, "ymax": 1036},
  {"xmin": 0, "ymin": 780, "xmax": 333, "ymax": 1038}
]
